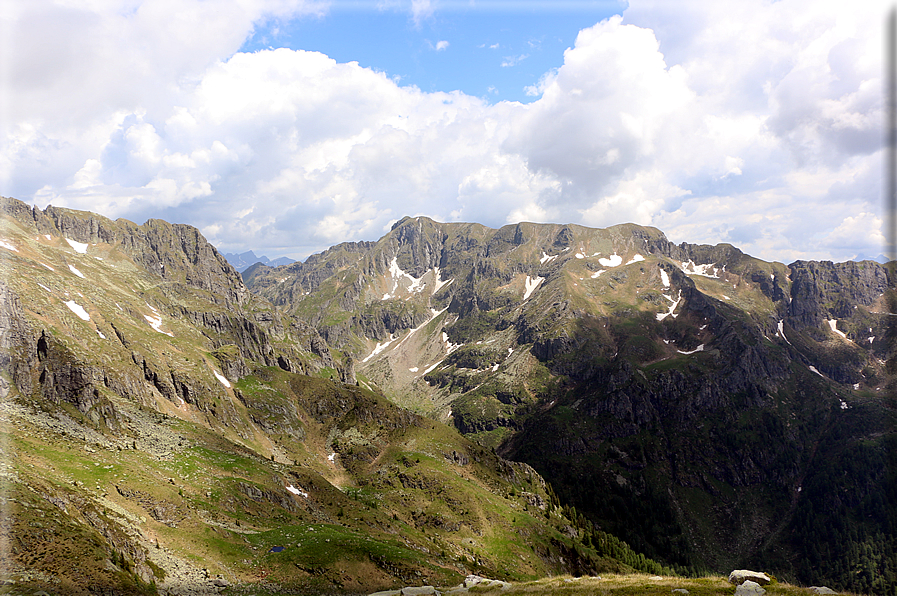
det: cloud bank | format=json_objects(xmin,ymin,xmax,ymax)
[{"xmin": 1, "ymin": 0, "xmax": 886, "ymax": 263}]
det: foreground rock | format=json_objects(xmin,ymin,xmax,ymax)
[
  {"xmin": 735, "ymin": 580, "xmax": 766, "ymax": 596},
  {"xmin": 728, "ymin": 570, "xmax": 771, "ymax": 586},
  {"xmin": 369, "ymin": 576, "xmax": 511, "ymax": 596}
]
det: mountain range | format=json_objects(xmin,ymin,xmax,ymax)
[
  {"xmin": 1, "ymin": 199, "xmax": 895, "ymax": 596},
  {"xmin": 221, "ymin": 251, "xmax": 295, "ymax": 273}
]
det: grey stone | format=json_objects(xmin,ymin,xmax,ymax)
[
  {"xmin": 369, "ymin": 591, "xmax": 402, "ymax": 596},
  {"xmin": 729, "ymin": 570, "xmax": 771, "ymax": 586},
  {"xmin": 672, "ymin": 589, "xmax": 689, "ymax": 594},
  {"xmin": 735, "ymin": 580, "xmax": 766, "ymax": 596},
  {"xmin": 808, "ymin": 588, "xmax": 836, "ymax": 594}
]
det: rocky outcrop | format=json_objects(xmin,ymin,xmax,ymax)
[{"xmin": 786, "ymin": 260, "xmax": 889, "ymax": 330}]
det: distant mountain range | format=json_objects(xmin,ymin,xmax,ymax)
[
  {"xmin": 222, "ymin": 249, "xmax": 295, "ymax": 272},
  {"xmin": 1, "ymin": 199, "xmax": 895, "ymax": 596}
]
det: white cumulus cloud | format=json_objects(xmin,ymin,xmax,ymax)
[{"xmin": 0, "ymin": 0, "xmax": 886, "ymax": 264}]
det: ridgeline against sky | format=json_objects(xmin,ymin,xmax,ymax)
[{"xmin": 0, "ymin": 0, "xmax": 885, "ymax": 263}]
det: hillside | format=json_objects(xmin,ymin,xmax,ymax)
[
  {"xmin": 0, "ymin": 198, "xmax": 673, "ymax": 596},
  {"xmin": 245, "ymin": 215, "xmax": 897, "ymax": 594}
]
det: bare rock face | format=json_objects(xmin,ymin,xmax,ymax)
[{"xmin": 728, "ymin": 570, "xmax": 771, "ymax": 586}]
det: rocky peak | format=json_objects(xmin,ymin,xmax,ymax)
[{"xmin": 2, "ymin": 197, "xmax": 246, "ymax": 307}]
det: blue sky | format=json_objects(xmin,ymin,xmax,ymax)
[
  {"xmin": 240, "ymin": 2, "xmax": 625, "ymax": 103},
  {"xmin": 1, "ymin": 0, "xmax": 887, "ymax": 263}
]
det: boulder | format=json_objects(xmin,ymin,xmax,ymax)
[
  {"xmin": 369, "ymin": 591, "xmax": 402, "ymax": 596},
  {"xmin": 808, "ymin": 588, "xmax": 836, "ymax": 594},
  {"xmin": 672, "ymin": 590, "xmax": 689, "ymax": 594},
  {"xmin": 729, "ymin": 570, "xmax": 771, "ymax": 586},
  {"xmin": 735, "ymin": 580, "xmax": 766, "ymax": 596}
]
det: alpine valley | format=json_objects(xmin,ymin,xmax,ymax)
[{"xmin": 0, "ymin": 198, "xmax": 894, "ymax": 596}]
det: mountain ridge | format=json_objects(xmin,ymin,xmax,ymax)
[{"xmin": 1, "ymin": 200, "xmax": 895, "ymax": 594}]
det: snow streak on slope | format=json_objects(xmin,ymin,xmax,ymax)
[
  {"xmin": 827, "ymin": 319, "xmax": 848, "ymax": 339},
  {"xmin": 523, "ymin": 276, "xmax": 544, "ymax": 300},
  {"xmin": 656, "ymin": 291, "xmax": 682, "ymax": 321},
  {"xmin": 65, "ymin": 238, "xmax": 88, "ymax": 254},
  {"xmin": 777, "ymin": 320, "xmax": 791, "ymax": 345},
  {"xmin": 64, "ymin": 300, "xmax": 90, "ymax": 321},
  {"xmin": 214, "ymin": 370, "xmax": 231, "ymax": 388}
]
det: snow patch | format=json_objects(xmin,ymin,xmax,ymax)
[
  {"xmin": 44, "ymin": 234, "xmax": 51, "ymax": 241},
  {"xmin": 362, "ymin": 335, "xmax": 396, "ymax": 363},
  {"xmin": 681, "ymin": 260, "xmax": 720, "ymax": 278},
  {"xmin": 626, "ymin": 254, "xmax": 645, "ymax": 265},
  {"xmin": 423, "ymin": 360, "xmax": 444, "ymax": 374},
  {"xmin": 442, "ymin": 331, "xmax": 463, "ymax": 354},
  {"xmin": 575, "ymin": 253, "xmax": 584, "ymax": 259},
  {"xmin": 508, "ymin": 348, "xmax": 514, "ymax": 355},
  {"xmin": 409, "ymin": 367, "xmax": 419, "ymax": 373},
  {"xmin": 432, "ymin": 267, "xmax": 453, "ymax": 292},
  {"xmin": 840, "ymin": 399, "xmax": 849, "ymax": 410},
  {"xmin": 722, "ymin": 295, "xmax": 730, "ymax": 300},
  {"xmin": 328, "ymin": 452, "xmax": 337, "ymax": 463},
  {"xmin": 0, "ymin": 239, "xmax": 17, "ymax": 252},
  {"xmin": 64, "ymin": 301, "xmax": 90, "ymax": 321},
  {"xmin": 777, "ymin": 320, "xmax": 791, "ymax": 345},
  {"xmin": 286, "ymin": 485, "xmax": 308, "ymax": 498},
  {"xmin": 656, "ymin": 291, "xmax": 682, "ymax": 321},
  {"xmin": 65, "ymin": 238, "xmax": 88, "ymax": 254},
  {"xmin": 677, "ymin": 344, "xmax": 704, "ymax": 355},
  {"xmin": 96, "ymin": 328, "xmax": 106, "ymax": 339},
  {"xmin": 68, "ymin": 264, "xmax": 85, "ymax": 278},
  {"xmin": 523, "ymin": 276, "xmax": 544, "ymax": 300},
  {"xmin": 591, "ymin": 270, "xmax": 605, "ymax": 279},
  {"xmin": 659, "ymin": 269, "xmax": 670, "ymax": 288},
  {"xmin": 390, "ymin": 257, "xmax": 424, "ymax": 293},
  {"xmin": 598, "ymin": 254, "xmax": 622, "ymax": 267},
  {"xmin": 144, "ymin": 313, "xmax": 174, "ymax": 337},
  {"xmin": 491, "ymin": 363, "xmax": 499, "ymax": 372},
  {"xmin": 540, "ymin": 252, "xmax": 557, "ymax": 264},
  {"xmin": 827, "ymin": 319, "xmax": 847, "ymax": 339},
  {"xmin": 37, "ymin": 283, "xmax": 52, "ymax": 293},
  {"xmin": 853, "ymin": 383, "xmax": 860, "ymax": 390},
  {"xmin": 40, "ymin": 262, "xmax": 54, "ymax": 271},
  {"xmin": 868, "ymin": 337, "xmax": 875, "ymax": 344},
  {"xmin": 214, "ymin": 371, "xmax": 231, "ymax": 388},
  {"xmin": 809, "ymin": 366, "xmax": 824, "ymax": 377}
]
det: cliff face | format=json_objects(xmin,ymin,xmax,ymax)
[{"xmin": 245, "ymin": 215, "xmax": 895, "ymax": 592}]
